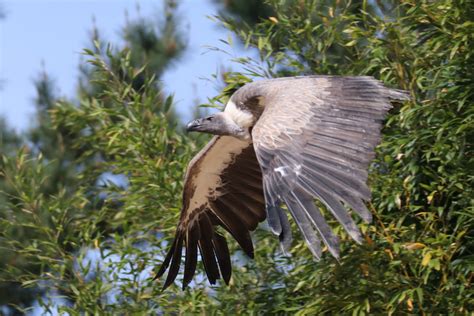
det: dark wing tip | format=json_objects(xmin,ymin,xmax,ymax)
[
  {"xmin": 212, "ymin": 232, "xmax": 232, "ymax": 284},
  {"xmin": 161, "ymin": 234, "xmax": 184, "ymax": 290},
  {"xmin": 154, "ymin": 232, "xmax": 179, "ymax": 281},
  {"xmin": 209, "ymin": 201, "xmax": 256, "ymax": 259},
  {"xmin": 156, "ymin": 211, "xmax": 243, "ymax": 290},
  {"xmin": 182, "ymin": 227, "xmax": 199, "ymax": 290},
  {"xmin": 198, "ymin": 213, "xmax": 221, "ymax": 285}
]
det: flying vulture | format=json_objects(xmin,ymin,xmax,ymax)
[{"xmin": 156, "ymin": 76, "xmax": 409, "ymax": 289}]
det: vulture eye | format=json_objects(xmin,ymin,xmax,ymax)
[{"xmin": 205, "ymin": 117, "xmax": 213, "ymax": 121}]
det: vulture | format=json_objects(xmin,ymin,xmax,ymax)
[{"xmin": 156, "ymin": 76, "xmax": 409, "ymax": 289}]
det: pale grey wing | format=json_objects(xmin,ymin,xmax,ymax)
[
  {"xmin": 156, "ymin": 136, "xmax": 266, "ymax": 289},
  {"xmin": 252, "ymin": 76, "xmax": 409, "ymax": 258}
]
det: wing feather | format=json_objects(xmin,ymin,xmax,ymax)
[
  {"xmin": 162, "ymin": 234, "xmax": 183, "ymax": 290},
  {"xmin": 182, "ymin": 227, "xmax": 199, "ymax": 289},
  {"xmin": 210, "ymin": 200, "xmax": 255, "ymax": 257},
  {"xmin": 156, "ymin": 136, "xmax": 265, "ymax": 289},
  {"xmin": 197, "ymin": 213, "xmax": 220, "ymax": 284},
  {"xmin": 288, "ymin": 188, "xmax": 340, "ymax": 258},
  {"xmin": 212, "ymin": 232, "xmax": 232, "ymax": 284},
  {"xmin": 248, "ymin": 76, "xmax": 408, "ymax": 259},
  {"xmin": 282, "ymin": 193, "xmax": 322, "ymax": 260}
]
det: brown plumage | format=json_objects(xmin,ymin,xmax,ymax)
[{"xmin": 156, "ymin": 76, "xmax": 409, "ymax": 289}]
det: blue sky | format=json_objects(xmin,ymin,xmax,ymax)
[{"xmin": 0, "ymin": 0, "xmax": 252, "ymax": 131}]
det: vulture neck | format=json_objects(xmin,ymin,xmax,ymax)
[{"xmin": 223, "ymin": 99, "xmax": 259, "ymax": 141}]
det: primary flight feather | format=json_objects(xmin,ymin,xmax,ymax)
[{"xmin": 156, "ymin": 76, "xmax": 409, "ymax": 289}]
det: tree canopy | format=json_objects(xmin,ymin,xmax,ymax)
[{"xmin": 0, "ymin": 0, "xmax": 472, "ymax": 314}]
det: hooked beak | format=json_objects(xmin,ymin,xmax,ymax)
[{"xmin": 186, "ymin": 118, "xmax": 204, "ymax": 132}]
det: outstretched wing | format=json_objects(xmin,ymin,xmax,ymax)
[
  {"xmin": 156, "ymin": 136, "xmax": 266, "ymax": 289},
  {"xmin": 251, "ymin": 76, "xmax": 409, "ymax": 259}
]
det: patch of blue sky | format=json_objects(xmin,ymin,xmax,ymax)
[{"xmin": 0, "ymin": 0, "xmax": 257, "ymax": 132}]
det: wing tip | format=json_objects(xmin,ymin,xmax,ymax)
[
  {"xmin": 153, "ymin": 265, "xmax": 166, "ymax": 281},
  {"xmin": 326, "ymin": 235, "xmax": 341, "ymax": 260},
  {"xmin": 212, "ymin": 232, "xmax": 232, "ymax": 285},
  {"xmin": 266, "ymin": 204, "xmax": 283, "ymax": 236}
]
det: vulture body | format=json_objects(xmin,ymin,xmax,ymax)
[{"xmin": 156, "ymin": 76, "xmax": 409, "ymax": 289}]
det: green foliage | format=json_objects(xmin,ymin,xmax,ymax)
[{"xmin": 0, "ymin": 0, "xmax": 472, "ymax": 314}]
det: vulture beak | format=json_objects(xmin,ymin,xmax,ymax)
[
  {"xmin": 185, "ymin": 113, "xmax": 236, "ymax": 136},
  {"xmin": 186, "ymin": 118, "xmax": 205, "ymax": 132}
]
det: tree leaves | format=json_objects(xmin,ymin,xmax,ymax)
[{"xmin": 1, "ymin": 0, "xmax": 472, "ymax": 314}]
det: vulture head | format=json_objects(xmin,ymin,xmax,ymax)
[{"xmin": 186, "ymin": 112, "xmax": 250, "ymax": 139}]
